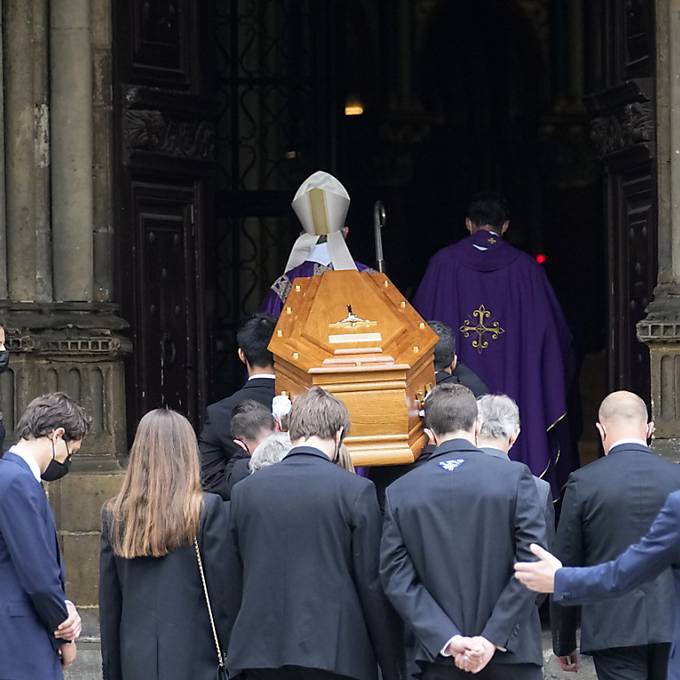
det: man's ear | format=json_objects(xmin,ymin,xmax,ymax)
[
  {"xmin": 595, "ymin": 422, "xmax": 607, "ymax": 451},
  {"xmin": 50, "ymin": 427, "xmax": 66, "ymax": 442},
  {"xmin": 450, "ymin": 354, "xmax": 458, "ymax": 372},
  {"xmin": 465, "ymin": 218, "xmax": 475, "ymax": 234},
  {"xmin": 424, "ymin": 428, "xmax": 436, "ymax": 446},
  {"xmin": 474, "ymin": 420, "xmax": 481, "ymax": 440},
  {"xmin": 233, "ymin": 439, "xmax": 248, "ymax": 453},
  {"xmin": 500, "ymin": 220, "xmax": 510, "ymax": 235},
  {"xmin": 647, "ymin": 421, "xmax": 656, "ymax": 441},
  {"xmin": 509, "ymin": 429, "xmax": 520, "ymax": 450},
  {"xmin": 237, "ymin": 348, "xmax": 247, "ymax": 366}
]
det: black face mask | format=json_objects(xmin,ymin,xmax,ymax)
[
  {"xmin": 41, "ymin": 440, "xmax": 72, "ymax": 482},
  {"xmin": 0, "ymin": 350, "xmax": 9, "ymax": 373}
]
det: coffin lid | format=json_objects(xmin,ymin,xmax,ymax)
[{"xmin": 269, "ymin": 270, "xmax": 438, "ymax": 372}]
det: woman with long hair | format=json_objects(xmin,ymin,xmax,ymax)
[{"xmin": 99, "ymin": 408, "xmax": 231, "ymax": 680}]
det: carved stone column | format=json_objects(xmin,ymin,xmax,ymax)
[
  {"xmin": 637, "ymin": 0, "xmax": 680, "ymax": 460},
  {"xmin": 4, "ymin": 0, "xmax": 52, "ymax": 302},
  {"xmin": 50, "ymin": 0, "xmax": 94, "ymax": 302}
]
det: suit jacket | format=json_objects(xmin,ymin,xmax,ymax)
[
  {"xmin": 224, "ymin": 446, "xmax": 403, "ymax": 680},
  {"xmin": 99, "ymin": 493, "xmax": 232, "ymax": 680},
  {"xmin": 0, "ymin": 451, "xmax": 69, "ymax": 680},
  {"xmin": 551, "ymin": 443, "xmax": 680, "ymax": 655},
  {"xmin": 437, "ymin": 365, "xmax": 489, "ymax": 397},
  {"xmin": 479, "ymin": 447, "xmax": 555, "ymax": 548},
  {"xmin": 380, "ymin": 438, "xmax": 545, "ymax": 668},
  {"xmin": 554, "ymin": 490, "xmax": 680, "ymax": 680},
  {"xmin": 198, "ymin": 377, "xmax": 275, "ymax": 499}
]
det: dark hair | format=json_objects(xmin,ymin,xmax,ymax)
[
  {"xmin": 289, "ymin": 387, "xmax": 351, "ymax": 441},
  {"xmin": 428, "ymin": 320, "xmax": 456, "ymax": 371},
  {"xmin": 237, "ymin": 314, "xmax": 276, "ymax": 368},
  {"xmin": 424, "ymin": 383, "xmax": 477, "ymax": 436},
  {"xmin": 15, "ymin": 392, "xmax": 90, "ymax": 442},
  {"xmin": 231, "ymin": 400, "xmax": 275, "ymax": 442},
  {"xmin": 466, "ymin": 192, "xmax": 510, "ymax": 229}
]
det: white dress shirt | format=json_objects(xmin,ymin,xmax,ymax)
[
  {"xmin": 248, "ymin": 374, "xmax": 276, "ymax": 381},
  {"xmin": 608, "ymin": 438, "xmax": 647, "ymax": 450}
]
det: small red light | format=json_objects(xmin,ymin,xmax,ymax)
[{"xmin": 535, "ymin": 253, "xmax": 547, "ymax": 264}]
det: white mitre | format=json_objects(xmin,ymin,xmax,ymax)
[{"xmin": 283, "ymin": 170, "xmax": 357, "ymax": 273}]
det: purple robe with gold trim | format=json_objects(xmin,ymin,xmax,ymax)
[{"xmin": 413, "ymin": 230, "xmax": 576, "ymax": 495}]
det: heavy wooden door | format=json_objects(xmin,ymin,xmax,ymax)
[
  {"xmin": 585, "ymin": 0, "xmax": 657, "ymax": 400},
  {"xmin": 113, "ymin": 0, "xmax": 215, "ymax": 438}
]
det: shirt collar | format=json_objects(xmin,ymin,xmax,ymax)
[
  {"xmin": 608, "ymin": 438, "xmax": 648, "ymax": 451},
  {"xmin": 9, "ymin": 446, "xmax": 41, "ymax": 482},
  {"xmin": 248, "ymin": 374, "xmax": 276, "ymax": 381}
]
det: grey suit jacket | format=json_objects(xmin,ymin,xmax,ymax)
[
  {"xmin": 479, "ymin": 447, "xmax": 555, "ymax": 548},
  {"xmin": 381, "ymin": 439, "xmax": 546, "ymax": 668}
]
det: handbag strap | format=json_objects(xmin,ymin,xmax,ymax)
[{"xmin": 194, "ymin": 538, "xmax": 226, "ymax": 670}]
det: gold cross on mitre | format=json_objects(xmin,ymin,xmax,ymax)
[{"xmin": 459, "ymin": 304, "xmax": 505, "ymax": 353}]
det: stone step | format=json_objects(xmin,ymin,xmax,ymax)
[{"xmin": 63, "ymin": 629, "xmax": 598, "ymax": 680}]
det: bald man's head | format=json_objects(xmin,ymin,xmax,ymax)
[
  {"xmin": 597, "ymin": 391, "xmax": 653, "ymax": 453},
  {"xmin": 598, "ymin": 391, "xmax": 648, "ymax": 425}
]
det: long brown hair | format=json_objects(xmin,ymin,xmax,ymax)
[{"xmin": 107, "ymin": 408, "xmax": 203, "ymax": 558}]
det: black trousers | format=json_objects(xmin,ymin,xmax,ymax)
[
  {"xmin": 243, "ymin": 667, "xmax": 352, "ymax": 680},
  {"xmin": 592, "ymin": 643, "xmax": 670, "ymax": 680},
  {"xmin": 422, "ymin": 661, "xmax": 542, "ymax": 680}
]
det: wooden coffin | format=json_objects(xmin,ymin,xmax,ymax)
[{"xmin": 269, "ymin": 269, "xmax": 437, "ymax": 466}]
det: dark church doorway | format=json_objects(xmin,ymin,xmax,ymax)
[{"xmin": 112, "ymin": 1, "xmax": 656, "ymax": 463}]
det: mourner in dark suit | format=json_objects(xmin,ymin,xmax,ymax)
[
  {"xmin": 547, "ymin": 390, "xmax": 680, "ymax": 680},
  {"xmin": 428, "ymin": 320, "xmax": 488, "ymax": 397},
  {"xmin": 199, "ymin": 314, "xmax": 276, "ymax": 499},
  {"xmin": 380, "ymin": 383, "xmax": 545, "ymax": 680},
  {"xmin": 100, "ymin": 409, "xmax": 232, "ymax": 680},
  {"xmin": 224, "ymin": 387, "xmax": 403, "ymax": 680},
  {"xmin": 515, "ymin": 489, "xmax": 680, "ymax": 680},
  {"xmin": 476, "ymin": 394, "xmax": 554, "ymax": 547},
  {"xmin": 0, "ymin": 392, "xmax": 89, "ymax": 679},
  {"xmin": 221, "ymin": 400, "xmax": 276, "ymax": 499}
]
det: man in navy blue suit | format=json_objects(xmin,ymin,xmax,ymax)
[
  {"xmin": 0, "ymin": 392, "xmax": 89, "ymax": 679},
  {"xmin": 515, "ymin": 490, "xmax": 680, "ymax": 680}
]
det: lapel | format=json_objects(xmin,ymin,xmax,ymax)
[{"xmin": 3, "ymin": 452, "xmax": 64, "ymax": 578}]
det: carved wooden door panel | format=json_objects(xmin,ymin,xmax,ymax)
[
  {"xmin": 113, "ymin": 0, "xmax": 214, "ymax": 439},
  {"xmin": 131, "ymin": 183, "xmax": 201, "ymax": 419},
  {"xmin": 585, "ymin": 0, "xmax": 656, "ymax": 400}
]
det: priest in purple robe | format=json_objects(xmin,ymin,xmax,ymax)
[
  {"xmin": 260, "ymin": 170, "xmax": 370, "ymax": 317},
  {"xmin": 413, "ymin": 193, "xmax": 577, "ymax": 496}
]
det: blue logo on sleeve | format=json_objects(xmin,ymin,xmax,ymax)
[{"xmin": 438, "ymin": 459, "xmax": 465, "ymax": 472}]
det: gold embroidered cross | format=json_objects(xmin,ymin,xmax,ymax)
[
  {"xmin": 459, "ymin": 305, "xmax": 505, "ymax": 353},
  {"xmin": 487, "ymin": 237, "xmax": 497, "ymax": 244}
]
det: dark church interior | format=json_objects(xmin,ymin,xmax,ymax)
[{"xmin": 114, "ymin": 0, "xmax": 656, "ymax": 463}]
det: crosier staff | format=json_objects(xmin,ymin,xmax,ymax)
[{"xmin": 373, "ymin": 200, "xmax": 386, "ymax": 273}]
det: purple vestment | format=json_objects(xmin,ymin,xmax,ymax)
[
  {"xmin": 413, "ymin": 230, "xmax": 576, "ymax": 496},
  {"xmin": 260, "ymin": 260, "xmax": 372, "ymax": 317}
]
